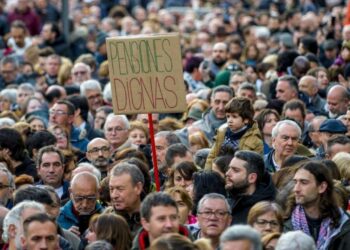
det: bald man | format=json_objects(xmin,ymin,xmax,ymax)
[
  {"xmin": 210, "ymin": 42, "xmax": 229, "ymax": 77},
  {"xmin": 326, "ymin": 85, "xmax": 350, "ymax": 118},
  {"xmin": 298, "ymin": 75, "xmax": 326, "ymax": 113},
  {"xmin": 58, "ymin": 172, "xmax": 103, "ymax": 237},
  {"xmin": 86, "ymin": 138, "xmax": 111, "ymax": 178}
]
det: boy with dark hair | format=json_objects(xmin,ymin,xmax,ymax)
[{"xmin": 205, "ymin": 97, "xmax": 263, "ymax": 169}]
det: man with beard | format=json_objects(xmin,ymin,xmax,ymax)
[
  {"xmin": 58, "ymin": 172, "xmax": 103, "ymax": 237},
  {"xmin": 225, "ymin": 150, "xmax": 275, "ymax": 225},
  {"xmin": 36, "ymin": 146, "xmax": 70, "ymax": 203},
  {"xmin": 210, "ymin": 42, "xmax": 229, "ymax": 77},
  {"xmin": 85, "ymin": 138, "xmax": 112, "ymax": 179},
  {"xmin": 284, "ymin": 161, "xmax": 350, "ymax": 249}
]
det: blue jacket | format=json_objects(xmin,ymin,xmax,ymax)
[
  {"xmin": 70, "ymin": 126, "xmax": 89, "ymax": 152},
  {"xmin": 57, "ymin": 200, "xmax": 104, "ymax": 230}
]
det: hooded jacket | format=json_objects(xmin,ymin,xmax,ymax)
[{"xmin": 228, "ymin": 171, "xmax": 276, "ymax": 225}]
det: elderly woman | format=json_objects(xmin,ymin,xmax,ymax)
[{"xmin": 247, "ymin": 201, "xmax": 283, "ymax": 237}]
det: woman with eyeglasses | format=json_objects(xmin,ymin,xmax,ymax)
[{"xmin": 247, "ymin": 201, "xmax": 283, "ymax": 237}]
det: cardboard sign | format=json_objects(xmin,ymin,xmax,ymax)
[{"xmin": 106, "ymin": 33, "xmax": 187, "ymax": 115}]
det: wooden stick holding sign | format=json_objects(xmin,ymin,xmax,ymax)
[
  {"xmin": 147, "ymin": 113, "xmax": 160, "ymax": 191},
  {"xmin": 106, "ymin": 33, "xmax": 187, "ymax": 191}
]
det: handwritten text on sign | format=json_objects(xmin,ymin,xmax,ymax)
[{"xmin": 106, "ymin": 34, "xmax": 187, "ymax": 114}]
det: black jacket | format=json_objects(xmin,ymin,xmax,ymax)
[{"xmin": 228, "ymin": 171, "xmax": 276, "ymax": 225}]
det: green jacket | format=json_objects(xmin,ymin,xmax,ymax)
[{"xmin": 205, "ymin": 122, "xmax": 263, "ymax": 170}]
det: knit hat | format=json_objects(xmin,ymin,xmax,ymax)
[{"xmin": 96, "ymin": 32, "xmax": 108, "ymax": 49}]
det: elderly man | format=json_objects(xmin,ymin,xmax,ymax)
[
  {"xmin": 298, "ymin": 75, "xmax": 326, "ymax": 114},
  {"xmin": 192, "ymin": 193, "xmax": 232, "ymax": 249},
  {"xmin": 220, "ymin": 225, "xmax": 262, "ymax": 250},
  {"xmin": 104, "ymin": 114, "xmax": 136, "ymax": 153},
  {"xmin": 2, "ymin": 201, "xmax": 46, "ymax": 250},
  {"xmin": 58, "ymin": 172, "xmax": 103, "ymax": 237},
  {"xmin": 80, "ymin": 79, "xmax": 104, "ymax": 118},
  {"xmin": 264, "ymin": 120, "xmax": 302, "ymax": 172},
  {"xmin": 108, "ymin": 162, "xmax": 144, "ymax": 236},
  {"xmin": 275, "ymin": 75, "xmax": 299, "ymax": 102},
  {"xmin": 0, "ymin": 165, "xmax": 14, "ymax": 208},
  {"xmin": 85, "ymin": 138, "xmax": 112, "ymax": 179},
  {"xmin": 36, "ymin": 146, "xmax": 69, "ymax": 202},
  {"xmin": 71, "ymin": 62, "xmax": 92, "ymax": 85},
  {"xmin": 136, "ymin": 113, "xmax": 159, "ymax": 134},
  {"xmin": 326, "ymin": 85, "xmax": 349, "ymax": 118}
]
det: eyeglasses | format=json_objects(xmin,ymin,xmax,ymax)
[
  {"xmin": 0, "ymin": 184, "xmax": 10, "ymax": 189},
  {"xmin": 88, "ymin": 146, "xmax": 110, "ymax": 154},
  {"xmin": 106, "ymin": 127, "xmax": 127, "ymax": 133},
  {"xmin": 49, "ymin": 109, "xmax": 68, "ymax": 116},
  {"xmin": 72, "ymin": 194, "xmax": 97, "ymax": 203},
  {"xmin": 255, "ymin": 219, "xmax": 280, "ymax": 228},
  {"xmin": 87, "ymin": 94, "xmax": 102, "ymax": 101},
  {"xmin": 198, "ymin": 210, "xmax": 230, "ymax": 219},
  {"xmin": 73, "ymin": 71, "xmax": 87, "ymax": 76}
]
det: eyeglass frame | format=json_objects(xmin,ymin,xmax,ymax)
[{"xmin": 197, "ymin": 210, "xmax": 231, "ymax": 219}]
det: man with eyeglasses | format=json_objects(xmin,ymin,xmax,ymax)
[
  {"xmin": 0, "ymin": 165, "xmax": 14, "ymax": 208},
  {"xmin": 36, "ymin": 145, "xmax": 69, "ymax": 204},
  {"xmin": 85, "ymin": 138, "xmax": 112, "ymax": 179},
  {"xmin": 71, "ymin": 62, "xmax": 92, "ymax": 85},
  {"xmin": 80, "ymin": 79, "xmax": 104, "ymax": 119},
  {"xmin": 192, "ymin": 193, "xmax": 232, "ymax": 250},
  {"xmin": 104, "ymin": 114, "xmax": 137, "ymax": 153},
  {"xmin": 264, "ymin": 120, "xmax": 302, "ymax": 172},
  {"xmin": 49, "ymin": 99, "xmax": 89, "ymax": 152},
  {"xmin": 58, "ymin": 172, "xmax": 103, "ymax": 237}
]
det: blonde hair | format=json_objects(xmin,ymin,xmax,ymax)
[{"xmin": 332, "ymin": 152, "xmax": 350, "ymax": 181}]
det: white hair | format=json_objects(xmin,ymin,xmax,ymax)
[
  {"xmin": 103, "ymin": 82, "xmax": 112, "ymax": 103},
  {"xmin": 220, "ymin": 225, "xmax": 262, "ymax": 250},
  {"xmin": 275, "ymin": 231, "xmax": 316, "ymax": 250},
  {"xmin": 2, "ymin": 201, "xmax": 45, "ymax": 243},
  {"xmin": 80, "ymin": 79, "xmax": 102, "ymax": 96},
  {"xmin": 74, "ymin": 162, "xmax": 101, "ymax": 182},
  {"xmin": 271, "ymin": 120, "xmax": 302, "ymax": 139},
  {"xmin": 0, "ymin": 89, "xmax": 17, "ymax": 104},
  {"xmin": 104, "ymin": 113, "xmax": 130, "ymax": 131},
  {"xmin": 0, "ymin": 118, "xmax": 15, "ymax": 128}
]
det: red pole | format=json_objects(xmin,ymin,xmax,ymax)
[{"xmin": 148, "ymin": 113, "xmax": 161, "ymax": 191}]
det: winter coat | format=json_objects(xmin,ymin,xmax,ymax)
[{"xmin": 205, "ymin": 122, "xmax": 263, "ymax": 170}]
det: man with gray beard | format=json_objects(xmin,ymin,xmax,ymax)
[{"xmin": 85, "ymin": 138, "xmax": 112, "ymax": 179}]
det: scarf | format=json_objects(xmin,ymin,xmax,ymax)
[
  {"xmin": 291, "ymin": 205, "xmax": 333, "ymax": 249},
  {"xmin": 222, "ymin": 125, "xmax": 249, "ymax": 151}
]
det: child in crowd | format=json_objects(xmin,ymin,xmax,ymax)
[{"xmin": 205, "ymin": 97, "xmax": 263, "ymax": 169}]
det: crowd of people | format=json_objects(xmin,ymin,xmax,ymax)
[{"xmin": 0, "ymin": 0, "xmax": 350, "ymax": 250}]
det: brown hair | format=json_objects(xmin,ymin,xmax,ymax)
[
  {"xmin": 247, "ymin": 201, "xmax": 283, "ymax": 231},
  {"xmin": 166, "ymin": 186, "xmax": 193, "ymax": 211},
  {"xmin": 255, "ymin": 109, "xmax": 280, "ymax": 133},
  {"xmin": 129, "ymin": 120, "xmax": 149, "ymax": 141},
  {"xmin": 166, "ymin": 161, "xmax": 198, "ymax": 189},
  {"xmin": 225, "ymin": 97, "xmax": 254, "ymax": 124},
  {"xmin": 262, "ymin": 232, "xmax": 281, "ymax": 249},
  {"xmin": 159, "ymin": 117, "xmax": 184, "ymax": 131},
  {"xmin": 95, "ymin": 214, "xmax": 132, "ymax": 250},
  {"xmin": 189, "ymin": 131, "xmax": 209, "ymax": 149}
]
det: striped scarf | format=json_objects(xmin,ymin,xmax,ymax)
[{"xmin": 291, "ymin": 205, "xmax": 333, "ymax": 249}]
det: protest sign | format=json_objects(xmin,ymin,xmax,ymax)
[{"xmin": 106, "ymin": 33, "xmax": 187, "ymax": 114}]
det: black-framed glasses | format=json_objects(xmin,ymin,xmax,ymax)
[
  {"xmin": 88, "ymin": 146, "xmax": 110, "ymax": 154},
  {"xmin": 198, "ymin": 210, "xmax": 230, "ymax": 219},
  {"xmin": 72, "ymin": 194, "xmax": 97, "ymax": 203},
  {"xmin": 255, "ymin": 219, "xmax": 280, "ymax": 228}
]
